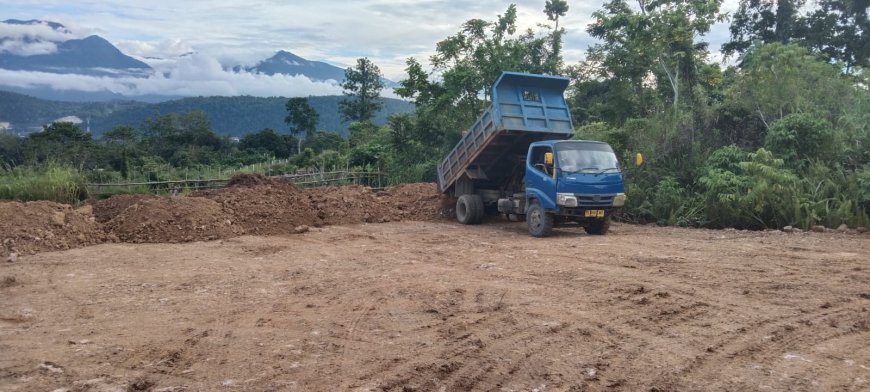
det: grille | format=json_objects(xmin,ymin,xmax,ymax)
[{"xmin": 575, "ymin": 193, "xmax": 615, "ymax": 207}]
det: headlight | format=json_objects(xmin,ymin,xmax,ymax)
[
  {"xmin": 556, "ymin": 193, "xmax": 578, "ymax": 207},
  {"xmin": 613, "ymin": 193, "xmax": 626, "ymax": 207}
]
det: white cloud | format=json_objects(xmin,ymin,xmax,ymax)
[
  {"xmin": 0, "ymin": 38, "xmax": 57, "ymax": 56},
  {"xmin": 0, "ymin": 52, "xmax": 345, "ymax": 98},
  {"xmin": 115, "ymin": 38, "xmax": 193, "ymax": 59},
  {"xmin": 0, "ymin": 20, "xmax": 75, "ymax": 41},
  {"xmin": 0, "ymin": 19, "xmax": 97, "ymax": 56}
]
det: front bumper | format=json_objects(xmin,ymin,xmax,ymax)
[{"xmin": 556, "ymin": 192, "xmax": 625, "ymax": 208}]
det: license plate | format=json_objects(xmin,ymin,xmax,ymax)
[{"xmin": 584, "ymin": 210, "xmax": 605, "ymax": 218}]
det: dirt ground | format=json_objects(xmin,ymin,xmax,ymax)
[{"xmin": 1, "ymin": 220, "xmax": 868, "ymax": 392}]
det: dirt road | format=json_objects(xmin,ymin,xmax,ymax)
[{"xmin": 1, "ymin": 221, "xmax": 868, "ymax": 391}]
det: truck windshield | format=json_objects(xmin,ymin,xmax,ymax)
[{"xmin": 556, "ymin": 142, "xmax": 620, "ymax": 174}]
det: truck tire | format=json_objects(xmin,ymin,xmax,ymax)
[
  {"xmin": 469, "ymin": 194, "xmax": 485, "ymax": 224},
  {"xmin": 585, "ymin": 217, "xmax": 611, "ymax": 235},
  {"xmin": 526, "ymin": 202, "xmax": 553, "ymax": 237},
  {"xmin": 456, "ymin": 194, "xmax": 484, "ymax": 225}
]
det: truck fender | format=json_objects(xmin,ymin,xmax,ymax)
[{"xmin": 525, "ymin": 188, "xmax": 557, "ymax": 211}]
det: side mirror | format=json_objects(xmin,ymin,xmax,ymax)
[{"xmin": 635, "ymin": 153, "xmax": 644, "ymax": 167}]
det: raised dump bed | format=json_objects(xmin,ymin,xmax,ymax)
[{"xmin": 437, "ymin": 72, "xmax": 575, "ymax": 195}]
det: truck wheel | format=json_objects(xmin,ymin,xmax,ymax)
[
  {"xmin": 527, "ymin": 203, "xmax": 553, "ymax": 237},
  {"xmin": 470, "ymin": 194, "xmax": 485, "ymax": 224},
  {"xmin": 456, "ymin": 195, "xmax": 475, "ymax": 224},
  {"xmin": 585, "ymin": 217, "xmax": 611, "ymax": 235},
  {"xmin": 456, "ymin": 194, "xmax": 484, "ymax": 225}
]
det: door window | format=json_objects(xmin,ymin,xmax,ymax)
[{"xmin": 530, "ymin": 146, "xmax": 554, "ymax": 177}]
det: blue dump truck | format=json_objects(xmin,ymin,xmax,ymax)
[{"xmin": 437, "ymin": 71, "xmax": 640, "ymax": 237}]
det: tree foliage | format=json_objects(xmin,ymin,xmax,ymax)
[
  {"xmin": 729, "ymin": 43, "xmax": 859, "ymax": 130},
  {"xmin": 339, "ymin": 58, "xmax": 384, "ymax": 123},
  {"xmin": 24, "ymin": 122, "xmax": 98, "ymax": 167},
  {"xmin": 584, "ymin": 0, "xmax": 724, "ymax": 112},
  {"xmin": 723, "ymin": 0, "xmax": 803, "ymax": 57},
  {"xmin": 724, "ymin": 0, "xmax": 868, "ymax": 69},
  {"xmin": 285, "ymin": 97, "xmax": 319, "ymax": 140}
]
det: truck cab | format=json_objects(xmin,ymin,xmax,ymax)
[{"xmin": 504, "ymin": 140, "xmax": 626, "ymax": 236}]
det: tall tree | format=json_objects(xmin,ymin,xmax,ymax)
[
  {"xmin": 545, "ymin": 0, "xmax": 570, "ymax": 31},
  {"xmin": 586, "ymin": 0, "xmax": 724, "ymax": 111},
  {"xmin": 285, "ymin": 97, "xmax": 320, "ymax": 154},
  {"xmin": 798, "ymin": 0, "xmax": 869, "ymax": 70},
  {"xmin": 339, "ymin": 58, "xmax": 384, "ymax": 123},
  {"xmin": 723, "ymin": 0, "xmax": 804, "ymax": 59},
  {"xmin": 728, "ymin": 43, "xmax": 859, "ymax": 131},
  {"xmin": 544, "ymin": 0, "xmax": 570, "ymax": 68}
]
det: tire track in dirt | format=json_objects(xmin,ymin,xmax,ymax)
[{"xmin": 675, "ymin": 301, "xmax": 870, "ymax": 390}]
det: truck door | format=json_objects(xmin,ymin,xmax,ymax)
[{"xmin": 526, "ymin": 145, "xmax": 557, "ymax": 209}]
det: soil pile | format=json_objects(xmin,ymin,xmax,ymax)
[
  {"xmin": 195, "ymin": 182, "xmax": 316, "ymax": 235},
  {"xmin": 106, "ymin": 197, "xmax": 243, "ymax": 243},
  {"xmin": 377, "ymin": 182, "xmax": 454, "ymax": 221},
  {"xmin": 90, "ymin": 194, "xmax": 158, "ymax": 223},
  {"xmin": 4, "ymin": 181, "xmax": 452, "ymax": 254},
  {"xmin": 304, "ymin": 185, "xmax": 399, "ymax": 225},
  {"xmin": 0, "ymin": 201, "xmax": 111, "ymax": 256}
]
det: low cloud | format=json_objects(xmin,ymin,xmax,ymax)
[
  {"xmin": 0, "ymin": 38, "xmax": 58, "ymax": 56},
  {"xmin": 0, "ymin": 20, "xmax": 92, "ymax": 56},
  {"xmin": 0, "ymin": 20, "xmax": 77, "ymax": 41},
  {"xmin": 115, "ymin": 38, "xmax": 194, "ymax": 60},
  {"xmin": 0, "ymin": 53, "xmax": 346, "ymax": 98}
]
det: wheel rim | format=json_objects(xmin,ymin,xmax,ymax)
[
  {"xmin": 529, "ymin": 209, "xmax": 542, "ymax": 231},
  {"xmin": 458, "ymin": 201, "xmax": 467, "ymax": 220}
]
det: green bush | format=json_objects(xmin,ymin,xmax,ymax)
[
  {"xmin": 698, "ymin": 148, "xmax": 797, "ymax": 229},
  {"xmin": 0, "ymin": 164, "xmax": 87, "ymax": 204},
  {"xmin": 765, "ymin": 113, "xmax": 837, "ymax": 164},
  {"xmin": 387, "ymin": 159, "xmax": 438, "ymax": 185}
]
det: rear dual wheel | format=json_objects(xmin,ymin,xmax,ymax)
[{"xmin": 456, "ymin": 194, "xmax": 484, "ymax": 224}]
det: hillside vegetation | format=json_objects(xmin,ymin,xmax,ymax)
[{"xmin": 0, "ymin": 92, "xmax": 413, "ymax": 137}]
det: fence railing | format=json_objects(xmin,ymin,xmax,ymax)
[{"xmin": 85, "ymin": 170, "xmax": 386, "ymax": 197}]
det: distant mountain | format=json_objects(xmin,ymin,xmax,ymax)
[
  {"xmin": 243, "ymin": 50, "xmax": 397, "ymax": 87},
  {"xmin": 244, "ymin": 50, "xmax": 346, "ymax": 82},
  {"xmin": 0, "ymin": 19, "xmax": 151, "ymax": 77},
  {"xmin": 0, "ymin": 90, "xmax": 414, "ymax": 137}
]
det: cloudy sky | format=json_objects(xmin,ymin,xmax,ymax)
[{"xmin": 0, "ymin": 0, "xmax": 739, "ymax": 98}]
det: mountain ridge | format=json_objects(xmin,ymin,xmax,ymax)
[{"xmin": 0, "ymin": 90, "xmax": 414, "ymax": 138}]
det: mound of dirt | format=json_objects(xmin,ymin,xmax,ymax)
[
  {"xmin": 2, "ymin": 181, "xmax": 452, "ymax": 255},
  {"xmin": 107, "ymin": 197, "xmax": 243, "ymax": 243},
  {"xmin": 377, "ymin": 182, "xmax": 454, "ymax": 221},
  {"xmin": 226, "ymin": 173, "xmax": 295, "ymax": 189},
  {"xmin": 195, "ymin": 182, "xmax": 317, "ymax": 235},
  {"xmin": 304, "ymin": 185, "xmax": 400, "ymax": 225},
  {"xmin": 0, "ymin": 201, "xmax": 112, "ymax": 257},
  {"xmin": 90, "ymin": 194, "xmax": 159, "ymax": 223}
]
